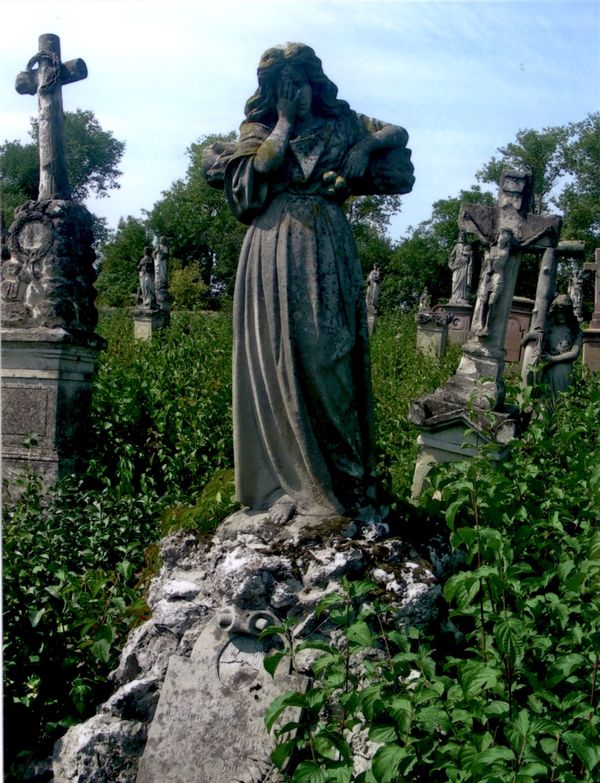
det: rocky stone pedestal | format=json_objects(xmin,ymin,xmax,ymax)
[
  {"xmin": 133, "ymin": 309, "xmax": 168, "ymax": 341},
  {"xmin": 433, "ymin": 303, "xmax": 473, "ymax": 346},
  {"xmin": 415, "ymin": 312, "xmax": 450, "ymax": 359},
  {"xmin": 52, "ymin": 511, "xmax": 446, "ymax": 783},
  {"xmin": 408, "ymin": 397, "xmax": 525, "ymax": 500},
  {"xmin": 583, "ymin": 329, "xmax": 600, "ymax": 373},
  {"xmin": 1, "ymin": 328, "xmax": 105, "ymax": 493}
]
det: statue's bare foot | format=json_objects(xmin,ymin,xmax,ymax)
[{"xmin": 268, "ymin": 495, "xmax": 296, "ymax": 525}]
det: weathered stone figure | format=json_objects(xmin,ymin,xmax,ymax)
[
  {"xmin": 538, "ymin": 294, "xmax": 582, "ymax": 397},
  {"xmin": 447, "ymin": 230, "xmax": 473, "ymax": 304},
  {"xmin": 138, "ymin": 247, "xmax": 157, "ymax": 309},
  {"xmin": 154, "ymin": 236, "xmax": 169, "ymax": 305},
  {"xmin": 220, "ymin": 43, "xmax": 414, "ymax": 524},
  {"xmin": 418, "ymin": 288, "xmax": 431, "ymax": 312},
  {"xmin": 467, "ymin": 222, "xmax": 554, "ymax": 338},
  {"xmin": 568, "ymin": 267, "xmax": 585, "ymax": 321},
  {"xmin": 366, "ymin": 265, "xmax": 381, "ymax": 309}
]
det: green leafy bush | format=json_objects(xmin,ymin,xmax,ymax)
[
  {"xmin": 3, "ymin": 473, "xmax": 156, "ymax": 776},
  {"xmin": 169, "ymin": 264, "xmax": 211, "ymax": 310},
  {"xmin": 3, "ymin": 309, "xmax": 235, "ymax": 776},
  {"xmin": 89, "ymin": 309, "xmax": 233, "ymax": 499},
  {"xmin": 263, "ymin": 368, "xmax": 600, "ymax": 782}
]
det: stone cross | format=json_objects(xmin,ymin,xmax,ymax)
[
  {"xmin": 584, "ymin": 248, "xmax": 600, "ymax": 329},
  {"xmin": 442, "ymin": 170, "xmax": 563, "ymax": 408},
  {"xmin": 15, "ymin": 34, "xmax": 87, "ymax": 200},
  {"xmin": 458, "ymin": 170, "xmax": 562, "ymax": 358}
]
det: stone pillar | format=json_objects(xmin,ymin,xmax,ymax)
[{"xmin": 583, "ymin": 249, "xmax": 600, "ymax": 372}]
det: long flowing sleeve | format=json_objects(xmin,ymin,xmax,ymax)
[{"xmin": 224, "ymin": 123, "xmax": 272, "ymax": 224}]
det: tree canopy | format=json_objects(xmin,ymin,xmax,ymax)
[
  {"xmin": 94, "ymin": 216, "xmax": 147, "ymax": 307},
  {"xmin": 476, "ymin": 112, "xmax": 599, "ymax": 252},
  {"xmin": 1, "ymin": 109, "xmax": 125, "ymax": 236},
  {"xmin": 146, "ymin": 133, "xmax": 246, "ymax": 295}
]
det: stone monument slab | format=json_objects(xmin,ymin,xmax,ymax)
[
  {"xmin": 136, "ymin": 607, "xmax": 305, "ymax": 783},
  {"xmin": 415, "ymin": 311, "xmax": 450, "ymax": 359}
]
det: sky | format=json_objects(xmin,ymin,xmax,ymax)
[{"xmin": 0, "ymin": 0, "xmax": 598, "ymax": 242}]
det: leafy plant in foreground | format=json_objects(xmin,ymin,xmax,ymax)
[{"xmin": 263, "ymin": 370, "xmax": 600, "ymax": 781}]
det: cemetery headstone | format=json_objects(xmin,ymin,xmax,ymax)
[
  {"xmin": 415, "ymin": 311, "xmax": 451, "ymax": 359},
  {"xmin": 505, "ymin": 297, "xmax": 534, "ymax": 363},
  {"xmin": 1, "ymin": 34, "xmax": 104, "ymax": 492}
]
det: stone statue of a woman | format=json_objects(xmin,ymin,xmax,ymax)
[
  {"xmin": 213, "ymin": 43, "xmax": 414, "ymax": 524},
  {"xmin": 540, "ymin": 294, "xmax": 582, "ymax": 398}
]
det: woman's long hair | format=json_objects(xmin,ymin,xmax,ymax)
[{"xmin": 244, "ymin": 43, "xmax": 351, "ymax": 126}]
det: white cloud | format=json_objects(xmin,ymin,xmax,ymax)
[{"xmin": 0, "ymin": 0, "xmax": 597, "ymax": 238}]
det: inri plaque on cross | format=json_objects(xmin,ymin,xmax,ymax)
[{"xmin": 15, "ymin": 34, "xmax": 87, "ymax": 201}]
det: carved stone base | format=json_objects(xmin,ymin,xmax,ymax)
[
  {"xmin": 133, "ymin": 309, "xmax": 168, "ymax": 341},
  {"xmin": 2, "ymin": 199, "xmax": 98, "ymax": 332},
  {"xmin": 583, "ymin": 328, "xmax": 600, "ymax": 373},
  {"xmin": 1, "ymin": 328, "xmax": 105, "ymax": 495},
  {"xmin": 433, "ymin": 303, "xmax": 473, "ymax": 346}
]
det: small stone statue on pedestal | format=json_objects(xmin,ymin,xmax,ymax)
[
  {"xmin": 418, "ymin": 288, "xmax": 431, "ymax": 312},
  {"xmin": 133, "ymin": 240, "xmax": 171, "ymax": 340},
  {"xmin": 447, "ymin": 231, "xmax": 473, "ymax": 305},
  {"xmin": 366, "ymin": 265, "xmax": 381, "ymax": 309},
  {"xmin": 138, "ymin": 247, "xmax": 157, "ymax": 309},
  {"xmin": 365, "ymin": 265, "xmax": 381, "ymax": 336},
  {"xmin": 154, "ymin": 236, "xmax": 169, "ymax": 307}
]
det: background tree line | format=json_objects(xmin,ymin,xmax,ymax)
[{"xmin": 2, "ymin": 111, "xmax": 598, "ymax": 312}]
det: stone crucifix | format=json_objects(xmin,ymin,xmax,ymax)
[
  {"xmin": 15, "ymin": 34, "xmax": 87, "ymax": 200},
  {"xmin": 442, "ymin": 170, "xmax": 562, "ymax": 408}
]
